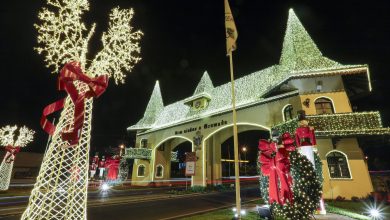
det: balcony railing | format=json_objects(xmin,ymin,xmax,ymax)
[
  {"xmin": 273, "ymin": 111, "xmax": 390, "ymax": 137},
  {"xmin": 124, "ymin": 148, "xmax": 152, "ymax": 159},
  {"xmin": 124, "ymin": 148, "xmax": 179, "ymax": 162}
]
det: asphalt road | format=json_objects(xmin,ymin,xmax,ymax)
[{"xmin": 0, "ymin": 187, "xmax": 260, "ymax": 220}]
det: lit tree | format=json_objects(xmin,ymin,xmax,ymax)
[
  {"xmin": 22, "ymin": 0, "xmax": 142, "ymax": 219},
  {"xmin": 0, "ymin": 125, "xmax": 34, "ymax": 190}
]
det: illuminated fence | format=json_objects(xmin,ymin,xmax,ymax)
[
  {"xmin": 171, "ymin": 151, "xmax": 179, "ymax": 162},
  {"xmin": 124, "ymin": 148, "xmax": 178, "ymax": 162},
  {"xmin": 273, "ymin": 111, "xmax": 390, "ymax": 137},
  {"xmin": 124, "ymin": 148, "xmax": 152, "ymax": 160}
]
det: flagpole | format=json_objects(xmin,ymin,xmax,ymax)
[{"xmin": 229, "ymin": 51, "xmax": 241, "ymax": 218}]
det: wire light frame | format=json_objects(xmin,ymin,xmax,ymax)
[
  {"xmin": 22, "ymin": 0, "xmax": 142, "ymax": 219},
  {"xmin": 0, "ymin": 125, "xmax": 34, "ymax": 190}
]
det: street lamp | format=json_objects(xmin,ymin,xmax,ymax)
[
  {"xmin": 119, "ymin": 144, "xmax": 125, "ymax": 156},
  {"xmin": 242, "ymin": 146, "xmax": 247, "ymax": 176}
]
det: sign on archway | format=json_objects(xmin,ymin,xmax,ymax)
[{"xmin": 185, "ymin": 152, "xmax": 196, "ymax": 176}]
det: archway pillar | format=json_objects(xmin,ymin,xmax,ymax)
[
  {"xmin": 153, "ymin": 140, "xmax": 172, "ymax": 186},
  {"xmin": 192, "ymin": 148, "xmax": 204, "ymax": 186},
  {"xmin": 206, "ymin": 133, "xmax": 222, "ymax": 185}
]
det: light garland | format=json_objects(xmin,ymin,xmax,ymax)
[
  {"xmin": 171, "ymin": 151, "xmax": 179, "ymax": 162},
  {"xmin": 273, "ymin": 111, "xmax": 390, "ymax": 137},
  {"xmin": 0, "ymin": 125, "xmax": 17, "ymax": 146},
  {"xmin": 0, "ymin": 125, "xmax": 35, "ymax": 191},
  {"xmin": 314, "ymin": 152, "xmax": 324, "ymax": 186},
  {"xmin": 123, "ymin": 148, "xmax": 178, "ymax": 162},
  {"xmin": 118, "ymin": 158, "xmax": 129, "ymax": 182},
  {"xmin": 279, "ymin": 9, "xmax": 343, "ymax": 75},
  {"xmin": 192, "ymin": 71, "xmax": 214, "ymax": 97},
  {"xmin": 124, "ymin": 148, "xmax": 152, "ymax": 160},
  {"xmin": 131, "ymin": 81, "xmax": 164, "ymax": 130},
  {"xmin": 259, "ymin": 151, "xmax": 322, "ymax": 219},
  {"xmin": 129, "ymin": 9, "xmax": 366, "ymax": 132},
  {"xmin": 22, "ymin": 0, "xmax": 142, "ymax": 219}
]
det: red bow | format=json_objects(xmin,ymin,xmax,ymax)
[
  {"xmin": 258, "ymin": 134, "xmax": 295, "ymax": 205},
  {"xmin": 4, "ymin": 146, "xmax": 21, "ymax": 163},
  {"xmin": 41, "ymin": 62, "xmax": 108, "ymax": 145}
]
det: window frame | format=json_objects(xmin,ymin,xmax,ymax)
[
  {"xmin": 326, "ymin": 150, "xmax": 352, "ymax": 180},
  {"xmin": 140, "ymin": 139, "xmax": 148, "ymax": 148},
  {"xmin": 137, "ymin": 164, "xmax": 146, "ymax": 177},
  {"xmin": 282, "ymin": 104, "xmax": 294, "ymax": 122},
  {"xmin": 314, "ymin": 96, "xmax": 335, "ymax": 115},
  {"xmin": 155, "ymin": 164, "xmax": 164, "ymax": 178}
]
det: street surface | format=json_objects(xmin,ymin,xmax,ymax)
[{"xmin": 0, "ymin": 187, "xmax": 259, "ymax": 220}]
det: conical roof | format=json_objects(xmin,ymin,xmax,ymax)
[
  {"xmin": 129, "ymin": 81, "xmax": 164, "ymax": 129},
  {"xmin": 279, "ymin": 9, "xmax": 341, "ymax": 74},
  {"xmin": 193, "ymin": 71, "xmax": 214, "ymax": 96}
]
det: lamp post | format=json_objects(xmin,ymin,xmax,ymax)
[
  {"xmin": 119, "ymin": 144, "xmax": 125, "ymax": 156},
  {"xmin": 242, "ymin": 146, "xmax": 247, "ymax": 176}
]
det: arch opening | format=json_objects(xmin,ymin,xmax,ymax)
[
  {"xmin": 201, "ymin": 123, "xmax": 270, "ymax": 186},
  {"xmin": 152, "ymin": 136, "xmax": 193, "ymax": 186}
]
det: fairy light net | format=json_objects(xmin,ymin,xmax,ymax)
[
  {"xmin": 21, "ymin": 0, "xmax": 142, "ymax": 219},
  {"xmin": 0, "ymin": 125, "xmax": 34, "ymax": 190}
]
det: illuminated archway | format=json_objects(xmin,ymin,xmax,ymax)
[
  {"xmin": 151, "ymin": 136, "xmax": 193, "ymax": 182},
  {"xmin": 201, "ymin": 122, "xmax": 270, "ymax": 186}
]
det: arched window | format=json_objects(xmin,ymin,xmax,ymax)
[
  {"xmin": 283, "ymin": 104, "xmax": 294, "ymax": 121},
  {"xmin": 315, "ymin": 97, "xmax": 334, "ymax": 114},
  {"xmin": 326, "ymin": 151, "xmax": 351, "ymax": 179},
  {"xmin": 137, "ymin": 164, "xmax": 145, "ymax": 177},
  {"xmin": 140, "ymin": 139, "xmax": 148, "ymax": 148},
  {"xmin": 155, "ymin": 165, "xmax": 164, "ymax": 178}
]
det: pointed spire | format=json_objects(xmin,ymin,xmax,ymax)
[
  {"xmin": 279, "ymin": 9, "xmax": 340, "ymax": 73},
  {"xmin": 144, "ymin": 81, "xmax": 164, "ymax": 118},
  {"xmin": 193, "ymin": 71, "xmax": 214, "ymax": 96}
]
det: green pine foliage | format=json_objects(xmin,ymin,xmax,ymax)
[
  {"xmin": 118, "ymin": 158, "xmax": 129, "ymax": 181},
  {"xmin": 259, "ymin": 150, "xmax": 322, "ymax": 220},
  {"xmin": 314, "ymin": 151, "xmax": 324, "ymax": 186}
]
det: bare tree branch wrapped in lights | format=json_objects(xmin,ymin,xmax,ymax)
[
  {"xmin": 0, "ymin": 125, "xmax": 34, "ymax": 190},
  {"xmin": 22, "ymin": 0, "xmax": 142, "ymax": 219}
]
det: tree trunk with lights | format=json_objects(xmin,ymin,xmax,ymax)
[
  {"xmin": 22, "ymin": 83, "xmax": 93, "ymax": 220},
  {"xmin": 22, "ymin": 0, "xmax": 142, "ymax": 218},
  {"xmin": 0, "ymin": 153, "xmax": 15, "ymax": 190},
  {"xmin": 0, "ymin": 126, "xmax": 34, "ymax": 191}
]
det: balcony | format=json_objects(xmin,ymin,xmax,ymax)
[
  {"xmin": 273, "ymin": 111, "xmax": 390, "ymax": 137},
  {"xmin": 124, "ymin": 148, "xmax": 179, "ymax": 162},
  {"xmin": 124, "ymin": 148, "xmax": 152, "ymax": 159}
]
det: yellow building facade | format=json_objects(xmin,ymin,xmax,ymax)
[{"xmin": 126, "ymin": 9, "xmax": 389, "ymax": 199}]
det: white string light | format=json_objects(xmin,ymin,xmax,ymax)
[
  {"xmin": 130, "ymin": 9, "xmax": 365, "ymax": 132},
  {"xmin": 22, "ymin": 0, "xmax": 142, "ymax": 219},
  {"xmin": 0, "ymin": 125, "xmax": 34, "ymax": 190}
]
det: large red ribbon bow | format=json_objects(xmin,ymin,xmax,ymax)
[
  {"xmin": 258, "ymin": 132, "xmax": 295, "ymax": 205},
  {"xmin": 41, "ymin": 62, "xmax": 109, "ymax": 145},
  {"xmin": 4, "ymin": 146, "xmax": 21, "ymax": 163}
]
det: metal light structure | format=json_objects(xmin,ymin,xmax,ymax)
[
  {"xmin": 0, "ymin": 125, "xmax": 34, "ymax": 190},
  {"xmin": 21, "ymin": 0, "xmax": 142, "ymax": 219}
]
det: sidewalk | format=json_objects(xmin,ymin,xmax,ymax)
[
  {"xmin": 314, "ymin": 213, "xmax": 355, "ymax": 220},
  {"xmin": 245, "ymin": 204, "xmax": 359, "ymax": 220}
]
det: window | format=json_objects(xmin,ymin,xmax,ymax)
[
  {"xmin": 326, "ymin": 151, "xmax": 351, "ymax": 179},
  {"xmin": 315, "ymin": 97, "xmax": 334, "ymax": 114},
  {"xmin": 155, "ymin": 165, "xmax": 164, "ymax": 178},
  {"xmin": 283, "ymin": 104, "xmax": 294, "ymax": 121},
  {"xmin": 141, "ymin": 139, "xmax": 148, "ymax": 148},
  {"xmin": 137, "ymin": 164, "xmax": 145, "ymax": 177}
]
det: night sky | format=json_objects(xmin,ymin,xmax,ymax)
[{"xmin": 1, "ymin": 1, "xmax": 390, "ymax": 168}]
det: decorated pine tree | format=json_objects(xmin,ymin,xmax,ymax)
[
  {"xmin": 259, "ymin": 150, "xmax": 322, "ymax": 219},
  {"xmin": 118, "ymin": 157, "xmax": 129, "ymax": 182},
  {"xmin": 21, "ymin": 0, "xmax": 142, "ymax": 219},
  {"xmin": 0, "ymin": 125, "xmax": 34, "ymax": 190}
]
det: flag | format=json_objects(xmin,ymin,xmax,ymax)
[{"xmin": 224, "ymin": 0, "xmax": 238, "ymax": 55}]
